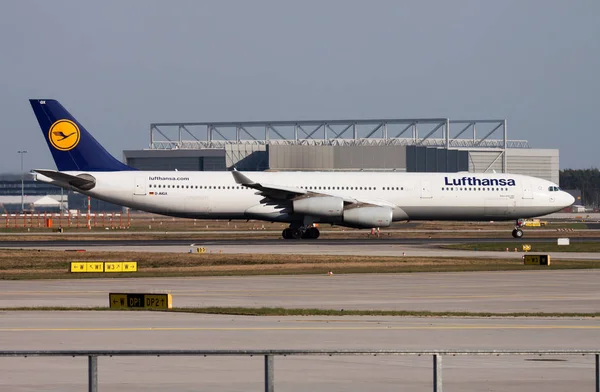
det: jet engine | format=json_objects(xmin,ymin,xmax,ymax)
[
  {"xmin": 343, "ymin": 205, "xmax": 393, "ymax": 227},
  {"xmin": 293, "ymin": 196, "xmax": 344, "ymax": 217}
]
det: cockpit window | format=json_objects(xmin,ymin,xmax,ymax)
[{"xmin": 548, "ymin": 186, "xmax": 561, "ymax": 192}]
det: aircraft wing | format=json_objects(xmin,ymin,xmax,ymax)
[
  {"xmin": 232, "ymin": 170, "xmax": 309, "ymax": 200},
  {"xmin": 231, "ymin": 171, "xmax": 391, "ymax": 207}
]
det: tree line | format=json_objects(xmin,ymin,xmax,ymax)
[{"xmin": 560, "ymin": 168, "xmax": 600, "ymax": 207}]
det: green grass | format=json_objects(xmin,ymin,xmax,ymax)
[
  {"xmin": 4, "ymin": 259, "xmax": 600, "ymax": 280},
  {"xmin": 1, "ymin": 306, "xmax": 598, "ymax": 318},
  {"xmin": 443, "ymin": 242, "xmax": 600, "ymax": 252},
  {"xmin": 2, "ymin": 246, "xmax": 600, "ymax": 280}
]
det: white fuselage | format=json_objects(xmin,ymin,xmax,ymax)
[{"xmin": 36, "ymin": 171, "xmax": 573, "ymax": 226}]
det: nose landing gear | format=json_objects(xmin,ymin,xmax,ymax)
[
  {"xmin": 512, "ymin": 219, "xmax": 524, "ymax": 238},
  {"xmin": 512, "ymin": 228, "xmax": 524, "ymax": 238}
]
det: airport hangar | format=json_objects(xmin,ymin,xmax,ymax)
[{"xmin": 122, "ymin": 118, "xmax": 559, "ymax": 184}]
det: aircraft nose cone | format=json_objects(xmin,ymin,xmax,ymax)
[{"xmin": 563, "ymin": 192, "xmax": 575, "ymax": 207}]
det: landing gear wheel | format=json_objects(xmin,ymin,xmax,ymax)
[
  {"xmin": 282, "ymin": 229, "xmax": 290, "ymax": 239},
  {"xmin": 303, "ymin": 227, "xmax": 320, "ymax": 239},
  {"xmin": 290, "ymin": 228, "xmax": 302, "ymax": 239},
  {"xmin": 512, "ymin": 228, "xmax": 524, "ymax": 239}
]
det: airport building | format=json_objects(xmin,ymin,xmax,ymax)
[{"xmin": 124, "ymin": 118, "xmax": 559, "ymax": 184}]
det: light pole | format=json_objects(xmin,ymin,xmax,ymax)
[{"xmin": 18, "ymin": 150, "xmax": 27, "ymax": 212}]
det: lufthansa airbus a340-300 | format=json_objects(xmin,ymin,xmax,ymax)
[{"xmin": 29, "ymin": 99, "xmax": 574, "ymax": 239}]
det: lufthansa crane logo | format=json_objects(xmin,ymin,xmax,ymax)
[{"xmin": 49, "ymin": 119, "xmax": 81, "ymax": 151}]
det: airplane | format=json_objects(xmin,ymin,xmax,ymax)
[{"xmin": 29, "ymin": 99, "xmax": 575, "ymax": 239}]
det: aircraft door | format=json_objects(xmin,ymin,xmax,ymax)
[
  {"xmin": 134, "ymin": 177, "xmax": 146, "ymax": 196},
  {"xmin": 522, "ymin": 181, "xmax": 533, "ymax": 199},
  {"xmin": 420, "ymin": 180, "xmax": 432, "ymax": 199}
]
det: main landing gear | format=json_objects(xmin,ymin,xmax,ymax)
[{"xmin": 282, "ymin": 226, "xmax": 320, "ymax": 240}]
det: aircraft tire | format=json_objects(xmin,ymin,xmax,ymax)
[
  {"xmin": 290, "ymin": 228, "xmax": 303, "ymax": 239},
  {"xmin": 303, "ymin": 227, "xmax": 320, "ymax": 239},
  {"xmin": 512, "ymin": 228, "xmax": 524, "ymax": 239}
]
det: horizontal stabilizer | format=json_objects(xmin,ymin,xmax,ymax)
[{"xmin": 34, "ymin": 169, "xmax": 96, "ymax": 190}]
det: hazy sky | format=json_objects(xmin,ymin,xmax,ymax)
[{"xmin": 1, "ymin": 0, "xmax": 598, "ymax": 173}]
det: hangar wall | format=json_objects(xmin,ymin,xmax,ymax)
[
  {"xmin": 268, "ymin": 145, "xmax": 407, "ymax": 171},
  {"xmin": 468, "ymin": 149, "xmax": 559, "ymax": 183},
  {"xmin": 225, "ymin": 145, "xmax": 268, "ymax": 171},
  {"xmin": 267, "ymin": 145, "xmax": 470, "ymax": 172},
  {"xmin": 123, "ymin": 146, "xmax": 559, "ymax": 184},
  {"xmin": 123, "ymin": 150, "xmax": 226, "ymax": 171}
]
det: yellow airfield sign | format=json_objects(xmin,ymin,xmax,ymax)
[{"xmin": 109, "ymin": 293, "xmax": 172, "ymax": 309}]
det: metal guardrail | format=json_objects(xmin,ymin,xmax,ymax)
[{"xmin": 1, "ymin": 350, "xmax": 598, "ymax": 392}]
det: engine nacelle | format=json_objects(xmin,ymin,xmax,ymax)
[
  {"xmin": 293, "ymin": 196, "xmax": 344, "ymax": 217},
  {"xmin": 343, "ymin": 206, "xmax": 393, "ymax": 228}
]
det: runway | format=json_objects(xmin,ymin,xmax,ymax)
[
  {"xmin": 3, "ymin": 237, "xmax": 600, "ymax": 260},
  {"xmin": 1, "ymin": 312, "xmax": 598, "ymax": 391},
  {"xmin": 2, "ymin": 270, "xmax": 599, "ymax": 312}
]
